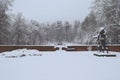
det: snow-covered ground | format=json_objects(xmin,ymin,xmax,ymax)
[{"xmin": 0, "ymin": 48, "xmax": 120, "ymax": 80}]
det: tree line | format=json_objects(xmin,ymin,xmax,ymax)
[
  {"xmin": 0, "ymin": 0, "xmax": 120, "ymax": 45},
  {"xmin": 81, "ymin": 0, "xmax": 120, "ymax": 44}
]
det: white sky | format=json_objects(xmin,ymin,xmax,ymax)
[{"xmin": 11, "ymin": 0, "xmax": 94, "ymax": 23}]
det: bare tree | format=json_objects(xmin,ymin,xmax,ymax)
[
  {"xmin": 0, "ymin": 0, "xmax": 14, "ymax": 44},
  {"xmin": 91, "ymin": 0, "xmax": 120, "ymax": 44}
]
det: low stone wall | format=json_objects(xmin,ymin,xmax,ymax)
[
  {"xmin": 0, "ymin": 46, "xmax": 59, "ymax": 53},
  {"xmin": 108, "ymin": 46, "xmax": 120, "ymax": 52},
  {"xmin": 0, "ymin": 45, "xmax": 119, "ymax": 53},
  {"xmin": 63, "ymin": 46, "xmax": 120, "ymax": 52}
]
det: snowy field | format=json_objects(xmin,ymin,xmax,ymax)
[{"xmin": 0, "ymin": 48, "xmax": 120, "ymax": 80}]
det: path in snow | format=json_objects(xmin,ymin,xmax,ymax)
[{"xmin": 0, "ymin": 48, "xmax": 120, "ymax": 80}]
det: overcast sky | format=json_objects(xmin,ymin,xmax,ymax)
[{"xmin": 12, "ymin": 0, "xmax": 94, "ymax": 23}]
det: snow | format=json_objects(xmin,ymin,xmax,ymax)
[{"xmin": 0, "ymin": 48, "xmax": 120, "ymax": 80}]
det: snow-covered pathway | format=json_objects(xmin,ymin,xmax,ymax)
[{"xmin": 0, "ymin": 49, "xmax": 120, "ymax": 80}]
